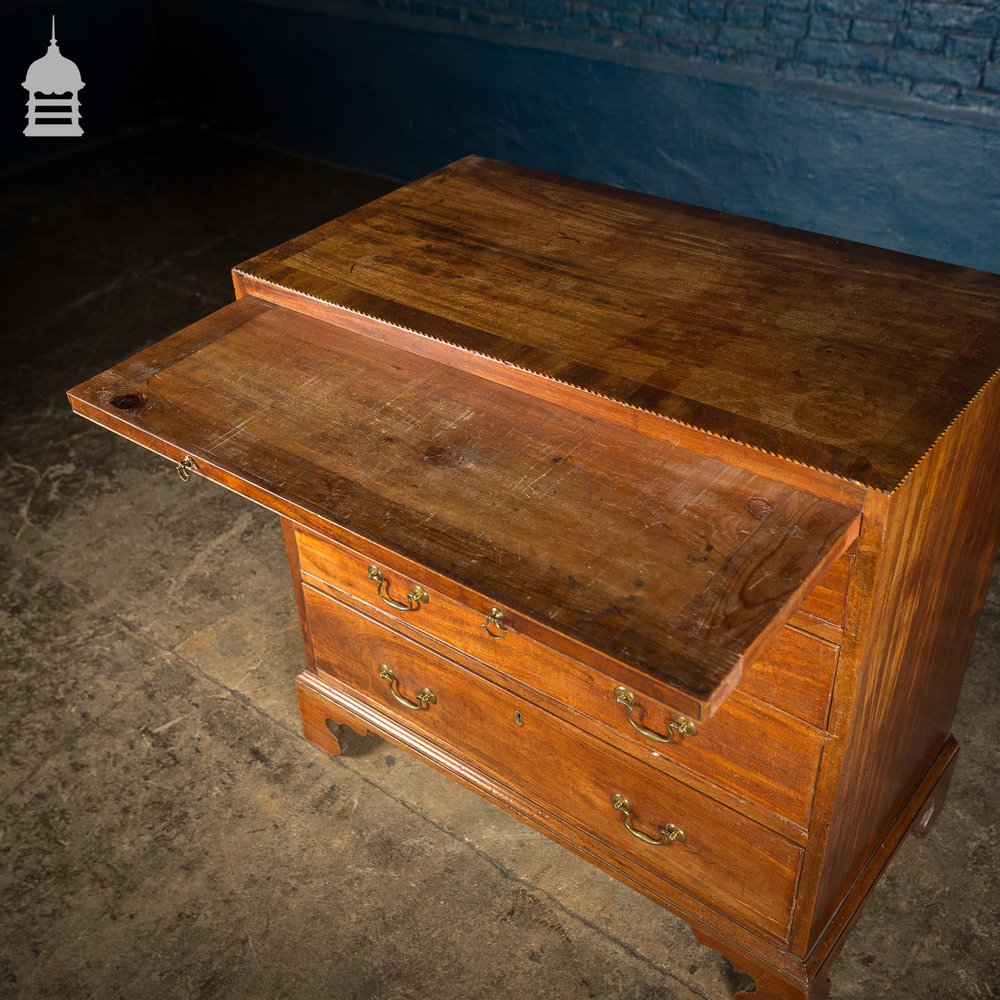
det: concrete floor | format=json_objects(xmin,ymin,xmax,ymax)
[{"xmin": 1, "ymin": 125, "xmax": 998, "ymax": 1000}]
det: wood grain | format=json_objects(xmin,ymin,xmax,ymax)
[
  {"xmin": 236, "ymin": 268, "xmax": 867, "ymax": 508},
  {"xmin": 738, "ymin": 625, "xmax": 839, "ymax": 731},
  {"xmin": 804, "ymin": 370, "xmax": 1000, "ymax": 945},
  {"xmin": 795, "ymin": 549, "xmax": 852, "ymax": 631},
  {"xmin": 303, "ymin": 584, "xmax": 803, "ymax": 938},
  {"xmin": 693, "ymin": 924, "xmax": 832, "ymax": 1000},
  {"xmin": 798, "ymin": 740, "xmax": 958, "ymax": 982},
  {"xmin": 295, "ymin": 522, "xmax": 839, "ymax": 734},
  {"xmin": 236, "ymin": 155, "xmax": 1000, "ymax": 493},
  {"xmin": 298, "ymin": 556, "xmax": 825, "ymax": 831},
  {"xmin": 297, "ymin": 669, "xmax": 813, "ymax": 969},
  {"xmin": 67, "ymin": 295, "xmax": 859, "ymax": 720},
  {"xmin": 281, "ymin": 517, "xmax": 315, "ymax": 666}
]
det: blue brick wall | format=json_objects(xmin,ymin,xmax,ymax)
[
  {"xmin": 352, "ymin": 0, "xmax": 1000, "ymax": 110},
  {"xmin": 155, "ymin": 0, "xmax": 1000, "ymax": 270}
]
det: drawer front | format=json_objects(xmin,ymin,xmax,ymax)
[
  {"xmin": 794, "ymin": 547, "xmax": 853, "ymax": 631},
  {"xmin": 308, "ymin": 566, "xmax": 825, "ymax": 830},
  {"xmin": 739, "ymin": 626, "xmax": 839, "ymax": 731},
  {"xmin": 296, "ymin": 529, "xmax": 830, "ymax": 822},
  {"xmin": 603, "ymin": 685, "xmax": 823, "ymax": 830},
  {"xmin": 303, "ymin": 584, "xmax": 802, "ymax": 938}
]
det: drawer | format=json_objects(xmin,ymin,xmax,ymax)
[
  {"xmin": 739, "ymin": 625, "xmax": 839, "ymax": 731},
  {"xmin": 793, "ymin": 547, "xmax": 853, "ymax": 632},
  {"xmin": 598, "ymin": 684, "xmax": 824, "ymax": 830},
  {"xmin": 303, "ymin": 583, "xmax": 803, "ymax": 938},
  {"xmin": 301, "ymin": 547, "xmax": 825, "ymax": 829},
  {"xmin": 296, "ymin": 528, "xmax": 841, "ymax": 723},
  {"xmin": 296, "ymin": 528, "xmax": 832, "ymax": 820}
]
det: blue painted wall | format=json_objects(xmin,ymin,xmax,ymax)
[
  {"xmin": 2, "ymin": 2, "xmax": 160, "ymax": 174},
  {"xmin": 4, "ymin": 0, "xmax": 998, "ymax": 271},
  {"xmin": 150, "ymin": 0, "xmax": 999, "ymax": 271}
]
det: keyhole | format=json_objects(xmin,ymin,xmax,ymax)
[{"xmin": 514, "ymin": 711, "xmax": 523, "ymax": 727}]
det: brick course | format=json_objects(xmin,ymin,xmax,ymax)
[
  {"xmin": 886, "ymin": 48, "xmax": 982, "ymax": 85},
  {"xmin": 810, "ymin": 15, "xmax": 852, "ymax": 40},
  {"xmin": 366, "ymin": 0, "xmax": 1000, "ymax": 110},
  {"xmin": 851, "ymin": 19, "xmax": 896, "ymax": 45}
]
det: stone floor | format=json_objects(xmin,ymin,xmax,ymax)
[{"xmin": 1, "ymin": 124, "xmax": 998, "ymax": 1000}]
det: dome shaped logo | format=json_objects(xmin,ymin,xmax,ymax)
[{"xmin": 23, "ymin": 17, "xmax": 85, "ymax": 137}]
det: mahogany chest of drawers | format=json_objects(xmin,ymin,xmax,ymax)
[{"xmin": 68, "ymin": 157, "xmax": 1000, "ymax": 999}]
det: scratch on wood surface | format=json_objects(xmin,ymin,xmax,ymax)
[
  {"xmin": 510, "ymin": 431, "xmax": 593, "ymax": 496},
  {"xmin": 213, "ymin": 416, "xmax": 254, "ymax": 450},
  {"xmin": 380, "ymin": 372, "xmax": 432, "ymax": 410},
  {"xmin": 413, "ymin": 510, "xmax": 437, "ymax": 530},
  {"xmin": 604, "ymin": 606, "xmax": 644, "ymax": 648}
]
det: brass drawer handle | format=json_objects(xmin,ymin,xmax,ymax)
[
  {"xmin": 614, "ymin": 687, "xmax": 696, "ymax": 744},
  {"xmin": 368, "ymin": 565, "xmax": 428, "ymax": 612},
  {"xmin": 482, "ymin": 607, "xmax": 508, "ymax": 639},
  {"xmin": 612, "ymin": 793, "xmax": 685, "ymax": 846},
  {"xmin": 175, "ymin": 456, "xmax": 197, "ymax": 481},
  {"xmin": 378, "ymin": 663, "xmax": 436, "ymax": 711}
]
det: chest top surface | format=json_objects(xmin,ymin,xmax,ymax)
[{"xmin": 237, "ymin": 156, "xmax": 1000, "ymax": 494}]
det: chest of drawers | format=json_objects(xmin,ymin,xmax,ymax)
[{"xmin": 68, "ymin": 156, "xmax": 1000, "ymax": 998}]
